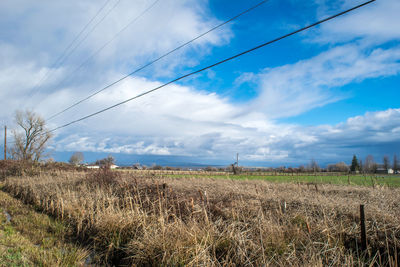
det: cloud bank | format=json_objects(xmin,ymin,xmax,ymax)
[{"xmin": 1, "ymin": 0, "xmax": 399, "ymax": 165}]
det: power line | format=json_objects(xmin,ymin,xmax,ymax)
[
  {"xmin": 55, "ymin": 0, "xmax": 112, "ymax": 65},
  {"xmin": 26, "ymin": 0, "xmax": 121, "ymax": 103},
  {"xmin": 46, "ymin": 0, "xmax": 268, "ymax": 121},
  {"xmin": 48, "ymin": 0, "xmax": 375, "ymax": 133},
  {"xmin": 53, "ymin": 0, "xmax": 121, "ymax": 69},
  {"xmin": 40, "ymin": 0, "xmax": 161, "ymax": 116},
  {"xmin": 25, "ymin": 0, "xmax": 112, "ymax": 100},
  {"xmin": 55, "ymin": 0, "xmax": 160, "ymax": 88}
]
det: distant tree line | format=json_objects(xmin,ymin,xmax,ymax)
[
  {"xmin": 68, "ymin": 152, "xmax": 399, "ymax": 175},
  {"xmin": 138, "ymin": 154, "xmax": 400, "ymax": 174},
  {"xmin": 242, "ymin": 155, "xmax": 399, "ymax": 174},
  {"xmin": 348, "ymin": 154, "xmax": 399, "ymax": 174}
]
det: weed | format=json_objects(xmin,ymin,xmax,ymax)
[{"xmin": 2, "ymin": 170, "xmax": 400, "ymax": 266}]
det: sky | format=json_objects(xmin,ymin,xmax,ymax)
[{"xmin": 0, "ymin": 0, "xmax": 399, "ymax": 167}]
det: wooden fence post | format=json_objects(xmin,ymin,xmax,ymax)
[{"xmin": 360, "ymin": 204, "xmax": 367, "ymax": 251}]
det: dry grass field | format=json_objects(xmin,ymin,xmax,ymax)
[{"xmin": 1, "ymin": 168, "xmax": 400, "ymax": 266}]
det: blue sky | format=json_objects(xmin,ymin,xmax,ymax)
[{"xmin": 0, "ymin": 0, "xmax": 399, "ymax": 166}]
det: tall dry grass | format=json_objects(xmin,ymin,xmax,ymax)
[{"xmin": 2, "ymin": 169, "xmax": 400, "ymax": 266}]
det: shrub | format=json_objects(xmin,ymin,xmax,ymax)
[
  {"xmin": 85, "ymin": 167, "xmax": 121, "ymax": 187},
  {"xmin": 0, "ymin": 160, "xmax": 39, "ymax": 179},
  {"xmin": 151, "ymin": 165, "xmax": 163, "ymax": 170}
]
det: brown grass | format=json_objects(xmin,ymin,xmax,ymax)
[{"xmin": 2, "ymin": 169, "xmax": 400, "ymax": 266}]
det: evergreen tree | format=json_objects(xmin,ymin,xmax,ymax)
[{"xmin": 350, "ymin": 155, "xmax": 359, "ymax": 172}]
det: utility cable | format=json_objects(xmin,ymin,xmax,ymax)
[
  {"xmin": 26, "ymin": 0, "xmax": 121, "ymax": 102},
  {"xmin": 26, "ymin": 0, "xmax": 112, "ymax": 99},
  {"xmin": 46, "ymin": 0, "xmax": 268, "ymax": 121},
  {"xmin": 54, "ymin": 0, "xmax": 121, "ymax": 69},
  {"xmin": 47, "ymin": 0, "xmax": 376, "ymax": 133},
  {"xmin": 40, "ymin": 0, "xmax": 161, "ymax": 115}
]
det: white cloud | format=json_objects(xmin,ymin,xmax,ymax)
[
  {"xmin": 5, "ymin": 63, "xmax": 400, "ymax": 164},
  {"xmin": 51, "ymin": 92, "xmax": 400, "ymax": 164},
  {"xmin": 314, "ymin": 0, "xmax": 400, "ymax": 44},
  {"xmin": 0, "ymin": 0, "xmax": 232, "ymax": 121},
  {"xmin": 0, "ymin": 0, "xmax": 232, "ymax": 106},
  {"xmin": 44, "ymin": 63, "xmax": 400, "ymax": 163},
  {"xmin": 1, "ymin": 0, "xmax": 399, "ymax": 165},
  {"xmin": 246, "ymin": 44, "xmax": 400, "ymax": 118}
]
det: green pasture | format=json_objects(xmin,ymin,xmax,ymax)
[{"xmin": 166, "ymin": 173, "xmax": 400, "ymax": 187}]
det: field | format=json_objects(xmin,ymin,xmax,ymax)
[
  {"xmin": 160, "ymin": 171, "xmax": 400, "ymax": 187},
  {"xmin": 118, "ymin": 169, "xmax": 400, "ymax": 185},
  {"xmin": 1, "ymin": 168, "xmax": 400, "ymax": 266}
]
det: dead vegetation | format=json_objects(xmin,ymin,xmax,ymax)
[
  {"xmin": 0, "ymin": 160, "xmax": 87, "ymax": 180},
  {"xmin": 2, "ymin": 169, "xmax": 400, "ymax": 266}
]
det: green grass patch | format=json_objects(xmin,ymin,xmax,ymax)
[
  {"xmin": 166, "ymin": 173, "xmax": 400, "ymax": 187},
  {"xmin": 0, "ymin": 186, "xmax": 89, "ymax": 266}
]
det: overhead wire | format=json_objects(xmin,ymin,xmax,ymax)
[
  {"xmin": 25, "ymin": 0, "xmax": 112, "ymax": 100},
  {"xmin": 26, "ymin": 0, "xmax": 121, "ymax": 103},
  {"xmin": 39, "ymin": 0, "xmax": 161, "ymax": 114},
  {"xmin": 51, "ymin": 0, "xmax": 122, "ymax": 69},
  {"xmin": 46, "ymin": 0, "xmax": 269, "ymax": 121},
  {"xmin": 46, "ymin": 0, "xmax": 376, "ymax": 134}
]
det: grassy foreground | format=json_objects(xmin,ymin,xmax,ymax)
[
  {"xmin": 0, "ymin": 186, "xmax": 89, "ymax": 266},
  {"xmin": 2, "ymin": 169, "xmax": 400, "ymax": 266}
]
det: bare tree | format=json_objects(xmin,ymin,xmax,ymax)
[
  {"xmin": 69, "ymin": 152, "xmax": 84, "ymax": 165},
  {"xmin": 327, "ymin": 162, "xmax": 349, "ymax": 172},
  {"xmin": 393, "ymin": 154, "xmax": 398, "ymax": 173},
  {"xmin": 383, "ymin": 155, "xmax": 390, "ymax": 171},
  {"xmin": 298, "ymin": 165, "xmax": 305, "ymax": 173},
  {"xmin": 308, "ymin": 159, "xmax": 320, "ymax": 173},
  {"xmin": 230, "ymin": 163, "xmax": 242, "ymax": 175},
  {"xmin": 364, "ymin": 155, "xmax": 377, "ymax": 173},
  {"xmin": 10, "ymin": 110, "xmax": 52, "ymax": 162},
  {"xmin": 95, "ymin": 155, "xmax": 115, "ymax": 168}
]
